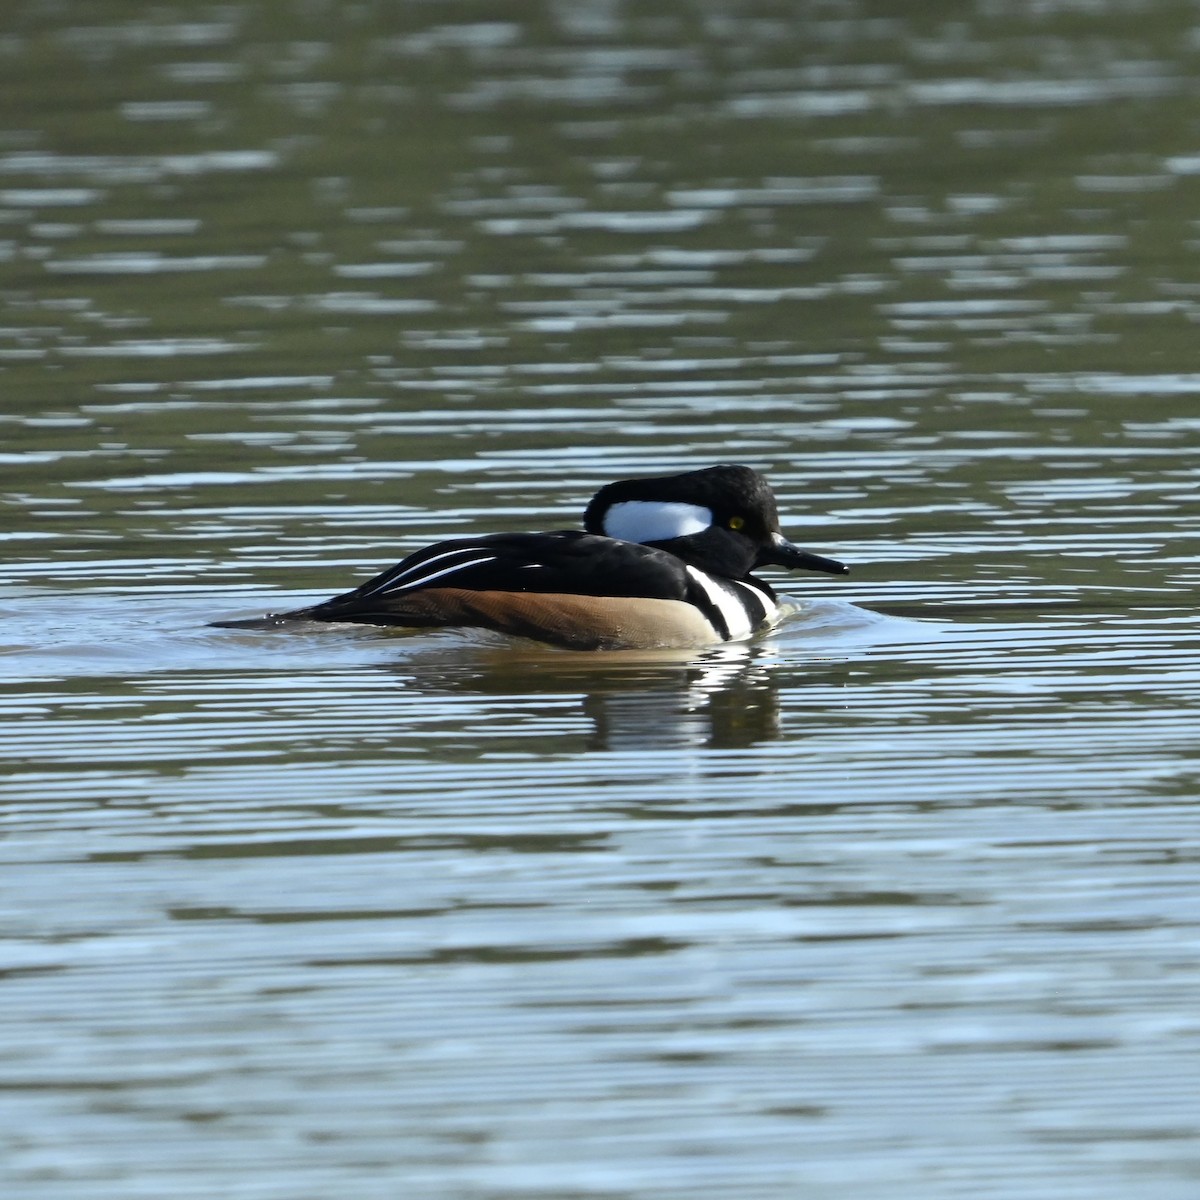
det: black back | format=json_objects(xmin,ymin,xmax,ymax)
[{"xmin": 298, "ymin": 530, "xmax": 738, "ymax": 622}]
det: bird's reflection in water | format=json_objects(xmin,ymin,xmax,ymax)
[
  {"xmin": 386, "ymin": 637, "xmax": 788, "ymax": 751},
  {"xmin": 580, "ymin": 644, "xmax": 782, "ymax": 751},
  {"xmin": 349, "ymin": 598, "xmax": 900, "ymax": 751}
]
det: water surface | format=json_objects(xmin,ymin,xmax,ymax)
[{"xmin": 2, "ymin": 2, "xmax": 1200, "ymax": 1197}]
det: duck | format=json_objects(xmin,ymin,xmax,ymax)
[{"xmin": 214, "ymin": 464, "xmax": 848, "ymax": 650}]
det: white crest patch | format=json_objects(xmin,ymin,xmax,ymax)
[{"xmin": 603, "ymin": 500, "xmax": 712, "ymax": 544}]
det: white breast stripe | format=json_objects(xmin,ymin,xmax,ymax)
[
  {"xmin": 604, "ymin": 500, "xmax": 712, "ymax": 545},
  {"xmin": 685, "ymin": 566, "xmax": 755, "ymax": 641},
  {"xmin": 361, "ymin": 546, "xmax": 491, "ymax": 596},
  {"xmin": 376, "ymin": 553, "xmax": 498, "ymax": 595},
  {"xmin": 731, "ymin": 579, "xmax": 775, "ymax": 627}
]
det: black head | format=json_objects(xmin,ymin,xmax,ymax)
[{"xmin": 583, "ymin": 464, "xmax": 848, "ymax": 580}]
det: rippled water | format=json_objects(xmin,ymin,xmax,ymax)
[{"xmin": 3, "ymin": 2, "xmax": 1200, "ymax": 1197}]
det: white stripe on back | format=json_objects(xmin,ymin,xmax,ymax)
[{"xmin": 367, "ymin": 552, "xmax": 498, "ymax": 595}]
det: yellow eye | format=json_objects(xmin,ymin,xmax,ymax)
[{"xmin": 728, "ymin": 515, "xmax": 745, "ymax": 530}]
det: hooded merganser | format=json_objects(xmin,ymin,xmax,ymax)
[{"xmin": 216, "ymin": 464, "xmax": 848, "ymax": 651}]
